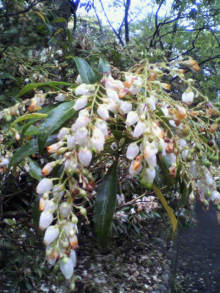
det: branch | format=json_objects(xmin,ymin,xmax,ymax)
[
  {"xmin": 92, "ymin": 0, "xmax": 103, "ymax": 34},
  {"xmin": 98, "ymin": 0, "xmax": 124, "ymax": 46},
  {"xmin": 124, "ymin": 0, "xmax": 131, "ymax": 44},
  {"xmin": 199, "ymin": 55, "xmax": 220, "ymax": 66}
]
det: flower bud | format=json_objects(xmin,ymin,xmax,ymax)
[
  {"xmin": 126, "ymin": 111, "xmax": 139, "ymax": 126},
  {"xmin": 39, "ymin": 211, "xmax": 53, "ymax": 230},
  {"xmin": 126, "ymin": 143, "xmax": 139, "ymax": 160},
  {"xmin": 75, "ymin": 84, "xmax": 95, "ymax": 96},
  {"xmin": 57, "ymin": 127, "xmax": 69, "ymax": 140},
  {"xmin": 60, "ymin": 257, "xmax": 74, "ymax": 279},
  {"xmin": 133, "ymin": 121, "xmax": 146, "ymax": 138},
  {"xmin": 78, "ymin": 148, "xmax": 92, "ymax": 167},
  {"xmin": 42, "ymin": 162, "xmax": 55, "ymax": 176},
  {"xmin": 43, "ymin": 225, "xmax": 59, "ymax": 246},
  {"xmin": 119, "ymin": 101, "xmax": 132, "ymax": 114},
  {"xmin": 60, "ymin": 202, "xmax": 71, "ymax": 218},
  {"xmin": 70, "ymin": 250, "xmax": 77, "ymax": 268},
  {"xmin": 36, "ymin": 178, "xmax": 53, "ymax": 195},
  {"xmin": 73, "ymin": 95, "xmax": 88, "ymax": 111},
  {"xmin": 97, "ymin": 104, "xmax": 109, "ymax": 120},
  {"xmin": 182, "ymin": 91, "xmax": 194, "ymax": 104},
  {"xmin": 91, "ymin": 127, "xmax": 105, "ymax": 152}
]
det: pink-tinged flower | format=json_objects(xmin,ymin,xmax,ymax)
[
  {"xmin": 73, "ymin": 95, "xmax": 88, "ymax": 111},
  {"xmin": 126, "ymin": 143, "xmax": 139, "ymax": 160},
  {"xmin": 75, "ymin": 84, "xmax": 95, "ymax": 96},
  {"xmin": 39, "ymin": 211, "xmax": 53, "ymax": 230},
  {"xmin": 129, "ymin": 158, "xmax": 143, "ymax": 176},
  {"xmin": 133, "ymin": 121, "xmax": 146, "ymax": 138},
  {"xmin": 60, "ymin": 202, "xmax": 71, "ymax": 218},
  {"xmin": 60, "ymin": 257, "xmax": 74, "ymax": 279},
  {"xmin": 75, "ymin": 127, "xmax": 88, "ymax": 146},
  {"xmin": 126, "ymin": 111, "xmax": 139, "ymax": 126},
  {"xmin": 97, "ymin": 104, "xmax": 109, "ymax": 120},
  {"xmin": 91, "ymin": 127, "xmax": 105, "ymax": 152},
  {"xmin": 119, "ymin": 101, "xmax": 132, "ymax": 114},
  {"xmin": 182, "ymin": 91, "xmax": 194, "ymax": 104},
  {"xmin": 107, "ymin": 99, "xmax": 118, "ymax": 113},
  {"xmin": 43, "ymin": 225, "xmax": 59, "ymax": 246},
  {"xmin": 36, "ymin": 178, "xmax": 53, "ymax": 195},
  {"xmin": 78, "ymin": 147, "xmax": 92, "ymax": 166},
  {"xmin": 69, "ymin": 234, "xmax": 78, "ymax": 249},
  {"xmin": 145, "ymin": 167, "xmax": 156, "ymax": 184}
]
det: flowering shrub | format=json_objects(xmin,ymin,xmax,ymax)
[{"xmin": 0, "ymin": 56, "xmax": 219, "ymax": 289}]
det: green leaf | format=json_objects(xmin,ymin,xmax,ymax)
[
  {"xmin": 28, "ymin": 157, "xmax": 42, "ymax": 181},
  {"xmin": 152, "ymin": 185, "xmax": 178, "ymax": 234},
  {"xmin": 23, "ymin": 125, "xmax": 40, "ymax": 136},
  {"xmin": 74, "ymin": 57, "xmax": 96, "ymax": 84},
  {"xmin": 98, "ymin": 57, "xmax": 111, "ymax": 74},
  {"xmin": 17, "ymin": 81, "xmax": 72, "ymax": 98},
  {"xmin": 9, "ymin": 139, "xmax": 39, "ymax": 167},
  {"xmin": 93, "ymin": 160, "xmax": 118, "ymax": 247},
  {"xmin": 38, "ymin": 101, "xmax": 75, "ymax": 153},
  {"xmin": 0, "ymin": 72, "xmax": 16, "ymax": 80},
  {"xmin": 10, "ymin": 113, "xmax": 48, "ymax": 127}
]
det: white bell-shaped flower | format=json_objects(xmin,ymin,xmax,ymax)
[
  {"xmin": 44, "ymin": 200, "xmax": 57, "ymax": 213},
  {"xmin": 75, "ymin": 84, "xmax": 95, "ymax": 96},
  {"xmin": 73, "ymin": 95, "xmax": 88, "ymax": 111},
  {"xmin": 67, "ymin": 135, "xmax": 76, "ymax": 149},
  {"xmin": 55, "ymin": 93, "xmax": 66, "ymax": 102},
  {"xmin": 211, "ymin": 191, "xmax": 220, "ymax": 202},
  {"xmin": 36, "ymin": 178, "xmax": 53, "ymax": 195},
  {"xmin": 70, "ymin": 250, "xmax": 77, "ymax": 268},
  {"xmin": 60, "ymin": 257, "xmax": 74, "ymax": 279},
  {"xmin": 39, "ymin": 211, "xmax": 53, "ymax": 230},
  {"xmin": 97, "ymin": 104, "xmax": 109, "ymax": 120},
  {"xmin": 60, "ymin": 202, "xmax": 71, "ymax": 218},
  {"xmin": 145, "ymin": 167, "xmax": 156, "ymax": 184},
  {"xmin": 146, "ymin": 95, "xmax": 157, "ymax": 110},
  {"xmin": 63, "ymin": 222, "xmax": 78, "ymax": 236},
  {"xmin": 0, "ymin": 157, "xmax": 9, "ymax": 167},
  {"xmin": 57, "ymin": 127, "xmax": 69, "ymax": 140},
  {"xmin": 129, "ymin": 160, "xmax": 142, "ymax": 176},
  {"xmin": 43, "ymin": 225, "xmax": 59, "ymax": 246},
  {"xmin": 78, "ymin": 147, "xmax": 92, "ymax": 166},
  {"xmin": 133, "ymin": 121, "xmax": 146, "ymax": 138},
  {"xmin": 95, "ymin": 119, "xmax": 108, "ymax": 137},
  {"xmin": 144, "ymin": 142, "xmax": 158, "ymax": 168},
  {"xmin": 126, "ymin": 143, "xmax": 139, "ymax": 160},
  {"xmin": 106, "ymin": 89, "xmax": 119, "ymax": 102},
  {"xmin": 119, "ymin": 101, "xmax": 132, "ymax": 114},
  {"xmin": 75, "ymin": 127, "xmax": 88, "ymax": 146},
  {"xmin": 91, "ymin": 127, "xmax": 105, "ymax": 152},
  {"xmin": 182, "ymin": 91, "xmax": 194, "ymax": 104},
  {"xmin": 126, "ymin": 111, "xmax": 139, "ymax": 126}
]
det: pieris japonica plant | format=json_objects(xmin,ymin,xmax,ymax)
[{"xmin": 0, "ymin": 56, "xmax": 219, "ymax": 289}]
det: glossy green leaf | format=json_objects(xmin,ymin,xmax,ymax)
[
  {"xmin": 74, "ymin": 57, "xmax": 96, "ymax": 84},
  {"xmin": 93, "ymin": 160, "xmax": 118, "ymax": 247},
  {"xmin": 98, "ymin": 57, "xmax": 111, "ymax": 74},
  {"xmin": 28, "ymin": 157, "xmax": 42, "ymax": 181},
  {"xmin": 9, "ymin": 139, "xmax": 39, "ymax": 167},
  {"xmin": 17, "ymin": 81, "xmax": 72, "ymax": 98},
  {"xmin": 10, "ymin": 113, "xmax": 48, "ymax": 127},
  {"xmin": 38, "ymin": 101, "xmax": 75, "ymax": 153}
]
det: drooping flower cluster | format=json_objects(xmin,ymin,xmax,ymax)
[{"xmin": 0, "ymin": 57, "xmax": 219, "ymax": 287}]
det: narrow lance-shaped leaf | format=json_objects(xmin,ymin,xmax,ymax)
[
  {"xmin": 74, "ymin": 57, "xmax": 96, "ymax": 84},
  {"xmin": 28, "ymin": 157, "xmax": 42, "ymax": 181},
  {"xmin": 93, "ymin": 159, "xmax": 118, "ymax": 247},
  {"xmin": 152, "ymin": 185, "xmax": 178, "ymax": 234},
  {"xmin": 98, "ymin": 57, "xmax": 111, "ymax": 75},
  {"xmin": 10, "ymin": 113, "xmax": 48, "ymax": 127},
  {"xmin": 38, "ymin": 101, "xmax": 75, "ymax": 153}
]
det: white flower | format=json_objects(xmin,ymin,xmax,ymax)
[
  {"xmin": 119, "ymin": 101, "xmax": 132, "ymax": 114},
  {"xmin": 39, "ymin": 211, "xmax": 53, "ymax": 230},
  {"xmin": 211, "ymin": 191, "xmax": 220, "ymax": 202},
  {"xmin": 133, "ymin": 121, "xmax": 146, "ymax": 138},
  {"xmin": 97, "ymin": 104, "xmax": 109, "ymax": 120},
  {"xmin": 145, "ymin": 167, "xmax": 156, "ymax": 184},
  {"xmin": 126, "ymin": 111, "xmax": 139, "ymax": 126},
  {"xmin": 63, "ymin": 222, "xmax": 78, "ymax": 236},
  {"xmin": 67, "ymin": 135, "xmax": 76, "ymax": 149},
  {"xmin": 60, "ymin": 257, "xmax": 74, "ymax": 279},
  {"xmin": 95, "ymin": 119, "xmax": 108, "ymax": 137},
  {"xmin": 107, "ymin": 99, "xmax": 118, "ymax": 113},
  {"xmin": 126, "ymin": 143, "xmax": 139, "ymax": 160},
  {"xmin": 70, "ymin": 250, "xmax": 77, "ymax": 268},
  {"xmin": 146, "ymin": 95, "xmax": 157, "ymax": 110},
  {"xmin": 60, "ymin": 202, "xmax": 71, "ymax": 218},
  {"xmin": 71, "ymin": 115, "xmax": 89, "ymax": 131},
  {"xmin": 36, "ymin": 178, "xmax": 53, "ymax": 195},
  {"xmin": 167, "ymin": 153, "xmax": 176, "ymax": 165},
  {"xmin": 129, "ymin": 160, "xmax": 142, "ymax": 176},
  {"xmin": 55, "ymin": 93, "xmax": 66, "ymax": 102},
  {"xmin": 182, "ymin": 91, "xmax": 194, "ymax": 104},
  {"xmin": 178, "ymin": 138, "xmax": 187, "ymax": 150},
  {"xmin": 44, "ymin": 200, "xmax": 57, "ymax": 213},
  {"xmin": 106, "ymin": 89, "xmax": 119, "ymax": 102},
  {"xmin": 43, "ymin": 225, "xmax": 59, "ymax": 246},
  {"xmin": 75, "ymin": 84, "xmax": 95, "ymax": 96},
  {"xmin": 57, "ymin": 127, "xmax": 69, "ymax": 140},
  {"xmin": 76, "ymin": 74, "xmax": 82, "ymax": 84},
  {"xmin": 0, "ymin": 157, "xmax": 9, "ymax": 167},
  {"xmin": 75, "ymin": 127, "xmax": 88, "ymax": 146},
  {"xmin": 205, "ymin": 171, "xmax": 214, "ymax": 186},
  {"xmin": 105, "ymin": 75, "xmax": 124, "ymax": 91},
  {"xmin": 78, "ymin": 148, "xmax": 92, "ymax": 166},
  {"xmin": 73, "ymin": 95, "xmax": 88, "ymax": 111},
  {"xmin": 144, "ymin": 142, "xmax": 158, "ymax": 168},
  {"xmin": 91, "ymin": 127, "xmax": 105, "ymax": 152}
]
